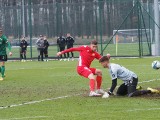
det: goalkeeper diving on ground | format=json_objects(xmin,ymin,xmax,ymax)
[{"xmin": 99, "ymin": 56, "xmax": 159, "ymax": 98}]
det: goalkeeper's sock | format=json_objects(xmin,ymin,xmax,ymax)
[
  {"xmin": 96, "ymin": 76, "xmax": 102, "ymax": 89},
  {"xmin": 1, "ymin": 66, "xmax": 5, "ymax": 78},
  {"xmin": 90, "ymin": 79, "xmax": 95, "ymax": 91}
]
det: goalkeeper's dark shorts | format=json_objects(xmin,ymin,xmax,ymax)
[
  {"xmin": 0, "ymin": 55, "xmax": 8, "ymax": 62},
  {"xmin": 116, "ymin": 77, "xmax": 138, "ymax": 96}
]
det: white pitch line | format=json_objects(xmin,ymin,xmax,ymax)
[
  {"xmin": 138, "ymin": 79, "xmax": 160, "ymax": 84},
  {"xmin": 0, "ymin": 93, "xmax": 81, "ymax": 110},
  {"xmin": 127, "ymin": 108, "xmax": 160, "ymax": 112},
  {"xmin": 0, "ymin": 116, "xmax": 50, "ymax": 120}
]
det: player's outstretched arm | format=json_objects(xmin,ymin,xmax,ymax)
[{"xmin": 57, "ymin": 46, "xmax": 83, "ymax": 56}]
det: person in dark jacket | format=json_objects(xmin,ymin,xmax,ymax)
[
  {"xmin": 66, "ymin": 33, "xmax": 75, "ymax": 61},
  {"xmin": 57, "ymin": 36, "xmax": 66, "ymax": 61},
  {"xmin": 20, "ymin": 36, "xmax": 28, "ymax": 61},
  {"xmin": 43, "ymin": 36, "xmax": 49, "ymax": 61}
]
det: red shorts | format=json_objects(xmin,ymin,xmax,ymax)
[{"xmin": 77, "ymin": 66, "xmax": 96, "ymax": 78}]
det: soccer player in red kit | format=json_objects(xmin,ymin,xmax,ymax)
[{"xmin": 57, "ymin": 40, "xmax": 110, "ymax": 97}]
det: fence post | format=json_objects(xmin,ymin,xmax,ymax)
[
  {"xmin": 28, "ymin": 0, "xmax": 32, "ymax": 58},
  {"xmin": 137, "ymin": 1, "xmax": 142, "ymax": 57},
  {"xmin": 99, "ymin": 0, "xmax": 103, "ymax": 55}
]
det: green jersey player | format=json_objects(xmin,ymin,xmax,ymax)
[{"xmin": 0, "ymin": 28, "xmax": 12, "ymax": 81}]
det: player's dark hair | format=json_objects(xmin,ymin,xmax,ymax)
[
  {"xmin": 91, "ymin": 40, "xmax": 98, "ymax": 45},
  {"xmin": 99, "ymin": 56, "xmax": 109, "ymax": 63}
]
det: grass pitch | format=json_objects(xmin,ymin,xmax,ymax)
[{"xmin": 0, "ymin": 58, "xmax": 160, "ymax": 120}]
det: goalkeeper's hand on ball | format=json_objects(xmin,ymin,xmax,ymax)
[{"xmin": 102, "ymin": 92, "xmax": 110, "ymax": 98}]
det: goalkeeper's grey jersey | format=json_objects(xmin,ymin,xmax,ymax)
[{"xmin": 108, "ymin": 63, "xmax": 137, "ymax": 84}]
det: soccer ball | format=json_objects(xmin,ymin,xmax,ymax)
[{"xmin": 152, "ymin": 60, "xmax": 160, "ymax": 69}]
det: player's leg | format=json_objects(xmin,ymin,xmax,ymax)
[
  {"xmin": 62, "ymin": 47, "xmax": 66, "ymax": 58},
  {"xmin": 70, "ymin": 46, "xmax": 74, "ymax": 60},
  {"xmin": 88, "ymin": 73, "xmax": 102, "ymax": 96},
  {"xmin": 37, "ymin": 48, "xmax": 40, "ymax": 61},
  {"xmin": 66, "ymin": 46, "xmax": 70, "ymax": 61},
  {"xmin": 59, "ymin": 47, "xmax": 63, "ymax": 59},
  {"xmin": 67, "ymin": 52, "xmax": 70, "ymax": 61},
  {"xmin": 24, "ymin": 50, "xmax": 26, "ymax": 60},
  {"xmin": 128, "ymin": 90, "xmax": 151, "ymax": 97},
  {"xmin": 20, "ymin": 49, "xmax": 23, "ymax": 60},
  {"xmin": 0, "ymin": 58, "xmax": 2, "ymax": 80},
  {"xmin": 95, "ymin": 69, "xmax": 102, "ymax": 89},
  {"xmin": 127, "ymin": 77, "xmax": 151, "ymax": 97},
  {"xmin": 92, "ymin": 68, "xmax": 104, "ymax": 94},
  {"xmin": 0, "ymin": 62, "xmax": 5, "ymax": 80},
  {"xmin": 89, "ymin": 68, "xmax": 105, "ymax": 94},
  {"xmin": 77, "ymin": 66, "xmax": 101, "ymax": 97},
  {"xmin": 116, "ymin": 83, "xmax": 128, "ymax": 96},
  {"xmin": 71, "ymin": 52, "xmax": 74, "ymax": 58},
  {"xmin": 45, "ymin": 50, "xmax": 48, "ymax": 58},
  {"xmin": 127, "ymin": 77, "xmax": 138, "ymax": 95},
  {"xmin": 40, "ymin": 48, "xmax": 44, "ymax": 61},
  {"xmin": 67, "ymin": 52, "xmax": 70, "ymax": 58},
  {"xmin": 44, "ymin": 49, "xmax": 48, "ymax": 61},
  {"xmin": 0, "ymin": 55, "xmax": 7, "ymax": 80}
]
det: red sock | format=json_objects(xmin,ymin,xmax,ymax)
[
  {"xmin": 96, "ymin": 76, "xmax": 102, "ymax": 89},
  {"xmin": 90, "ymin": 79, "xmax": 95, "ymax": 91}
]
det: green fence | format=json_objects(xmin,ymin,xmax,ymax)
[{"xmin": 0, "ymin": 0, "xmax": 157, "ymax": 59}]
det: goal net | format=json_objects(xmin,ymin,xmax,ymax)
[{"xmin": 112, "ymin": 29, "xmax": 152, "ymax": 56}]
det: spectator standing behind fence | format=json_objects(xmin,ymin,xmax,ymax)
[
  {"xmin": 66, "ymin": 33, "xmax": 75, "ymax": 61},
  {"xmin": 20, "ymin": 37, "xmax": 28, "ymax": 62},
  {"xmin": 36, "ymin": 35, "xmax": 44, "ymax": 61},
  {"xmin": 57, "ymin": 36, "xmax": 66, "ymax": 61},
  {"xmin": 43, "ymin": 36, "xmax": 49, "ymax": 62}
]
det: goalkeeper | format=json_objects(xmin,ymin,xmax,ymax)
[
  {"xmin": 99, "ymin": 56, "xmax": 159, "ymax": 97},
  {"xmin": 0, "ymin": 28, "xmax": 12, "ymax": 81}
]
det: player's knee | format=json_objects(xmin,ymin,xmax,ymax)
[
  {"xmin": 95, "ymin": 69, "xmax": 102, "ymax": 76},
  {"xmin": 88, "ymin": 73, "xmax": 95, "ymax": 80}
]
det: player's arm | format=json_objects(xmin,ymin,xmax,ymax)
[
  {"xmin": 6, "ymin": 41, "xmax": 12, "ymax": 56},
  {"xmin": 108, "ymin": 78, "xmax": 117, "ymax": 95},
  {"xmin": 57, "ymin": 46, "xmax": 83, "ymax": 56},
  {"xmin": 108, "ymin": 68, "xmax": 117, "ymax": 95},
  {"xmin": 95, "ymin": 52, "xmax": 102, "ymax": 60}
]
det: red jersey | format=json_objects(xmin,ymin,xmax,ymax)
[{"xmin": 61, "ymin": 45, "xmax": 101, "ymax": 67}]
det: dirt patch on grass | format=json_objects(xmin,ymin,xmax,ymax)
[{"xmin": 142, "ymin": 93, "xmax": 160, "ymax": 99}]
